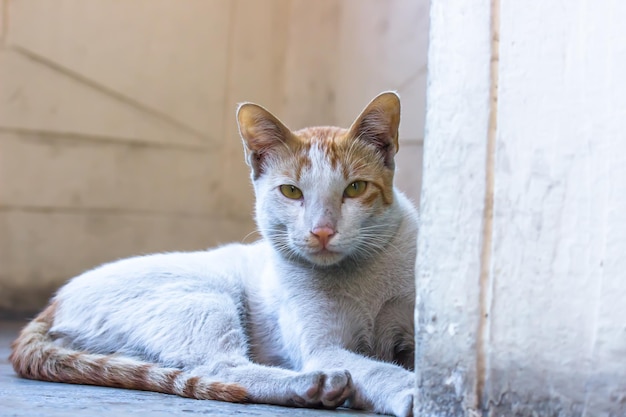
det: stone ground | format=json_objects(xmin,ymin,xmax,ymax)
[{"xmin": 0, "ymin": 321, "xmax": 372, "ymax": 417}]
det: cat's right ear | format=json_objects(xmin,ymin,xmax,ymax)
[{"xmin": 237, "ymin": 103, "xmax": 293, "ymax": 178}]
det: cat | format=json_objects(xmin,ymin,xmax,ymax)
[{"xmin": 10, "ymin": 91, "xmax": 418, "ymax": 417}]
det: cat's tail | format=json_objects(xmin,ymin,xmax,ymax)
[{"xmin": 9, "ymin": 301, "xmax": 247, "ymax": 402}]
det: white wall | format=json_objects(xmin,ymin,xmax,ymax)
[{"xmin": 417, "ymin": 0, "xmax": 626, "ymax": 415}]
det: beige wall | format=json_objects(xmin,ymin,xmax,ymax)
[{"xmin": 0, "ymin": 0, "xmax": 428, "ymax": 314}]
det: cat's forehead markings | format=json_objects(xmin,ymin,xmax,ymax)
[
  {"xmin": 279, "ymin": 152, "xmax": 311, "ymax": 182},
  {"xmin": 293, "ymin": 126, "xmax": 352, "ymax": 175},
  {"xmin": 293, "ymin": 128, "xmax": 395, "ymax": 206}
]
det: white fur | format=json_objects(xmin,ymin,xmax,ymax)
[{"xmin": 49, "ymin": 140, "xmax": 418, "ymax": 416}]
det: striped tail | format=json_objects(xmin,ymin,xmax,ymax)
[{"xmin": 9, "ymin": 301, "xmax": 247, "ymax": 402}]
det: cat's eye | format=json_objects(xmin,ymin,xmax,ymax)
[
  {"xmin": 344, "ymin": 181, "xmax": 367, "ymax": 198},
  {"xmin": 279, "ymin": 184, "xmax": 303, "ymax": 199}
]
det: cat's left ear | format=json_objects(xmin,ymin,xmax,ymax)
[
  {"xmin": 237, "ymin": 103, "xmax": 294, "ymax": 178},
  {"xmin": 347, "ymin": 91, "xmax": 401, "ymax": 169}
]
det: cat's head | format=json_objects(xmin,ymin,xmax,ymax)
[{"xmin": 237, "ymin": 92, "xmax": 401, "ymax": 267}]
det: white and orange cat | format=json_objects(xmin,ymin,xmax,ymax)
[{"xmin": 10, "ymin": 92, "xmax": 418, "ymax": 417}]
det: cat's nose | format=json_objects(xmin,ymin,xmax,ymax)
[{"xmin": 311, "ymin": 226, "xmax": 335, "ymax": 248}]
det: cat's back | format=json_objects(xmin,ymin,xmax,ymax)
[
  {"xmin": 59, "ymin": 242, "xmax": 267, "ymax": 297},
  {"xmin": 52, "ymin": 242, "xmax": 270, "ymax": 342}
]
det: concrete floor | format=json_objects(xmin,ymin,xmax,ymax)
[{"xmin": 0, "ymin": 321, "xmax": 371, "ymax": 417}]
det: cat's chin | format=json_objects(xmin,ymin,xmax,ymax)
[{"xmin": 303, "ymin": 249, "xmax": 347, "ymax": 267}]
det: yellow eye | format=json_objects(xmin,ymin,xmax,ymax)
[
  {"xmin": 344, "ymin": 181, "xmax": 367, "ymax": 198},
  {"xmin": 279, "ymin": 184, "xmax": 303, "ymax": 199}
]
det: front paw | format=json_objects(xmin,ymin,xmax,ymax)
[
  {"xmin": 388, "ymin": 389, "xmax": 414, "ymax": 417},
  {"xmin": 367, "ymin": 372, "xmax": 415, "ymax": 417},
  {"xmin": 319, "ymin": 369, "xmax": 354, "ymax": 408},
  {"xmin": 292, "ymin": 369, "xmax": 353, "ymax": 409}
]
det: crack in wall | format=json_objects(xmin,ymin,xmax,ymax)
[{"xmin": 475, "ymin": 0, "xmax": 501, "ymax": 413}]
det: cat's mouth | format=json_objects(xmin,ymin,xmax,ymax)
[
  {"xmin": 313, "ymin": 248, "xmax": 337, "ymax": 256},
  {"xmin": 304, "ymin": 247, "xmax": 346, "ymax": 266},
  {"xmin": 284, "ymin": 238, "xmax": 347, "ymax": 266}
]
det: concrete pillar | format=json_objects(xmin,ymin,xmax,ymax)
[{"xmin": 416, "ymin": 0, "xmax": 626, "ymax": 416}]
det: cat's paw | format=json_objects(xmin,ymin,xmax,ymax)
[
  {"xmin": 320, "ymin": 369, "xmax": 353, "ymax": 407},
  {"xmin": 388, "ymin": 389, "xmax": 414, "ymax": 417},
  {"xmin": 291, "ymin": 369, "xmax": 353, "ymax": 408},
  {"xmin": 364, "ymin": 371, "xmax": 415, "ymax": 416}
]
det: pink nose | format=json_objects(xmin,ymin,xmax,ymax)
[{"xmin": 311, "ymin": 227, "xmax": 335, "ymax": 248}]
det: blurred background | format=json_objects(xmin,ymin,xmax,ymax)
[{"xmin": 0, "ymin": 0, "xmax": 429, "ymax": 315}]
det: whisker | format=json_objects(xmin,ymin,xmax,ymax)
[{"xmin": 242, "ymin": 229, "xmax": 265, "ymax": 243}]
